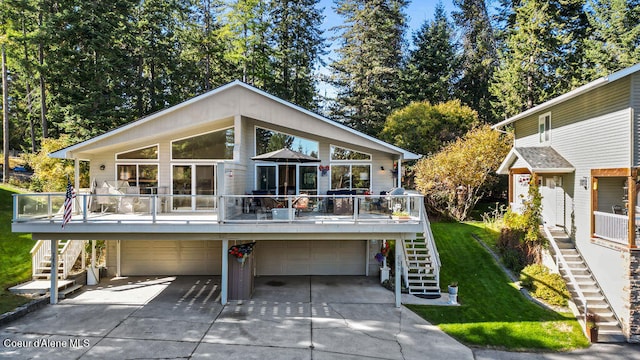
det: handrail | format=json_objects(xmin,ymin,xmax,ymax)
[
  {"xmin": 543, "ymin": 227, "xmax": 588, "ymax": 326},
  {"xmin": 60, "ymin": 240, "xmax": 86, "ymax": 279},
  {"xmin": 421, "ymin": 201, "xmax": 441, "ymax": 277},
  {"xmin": 30, "ymin": 240, "xmax": 50, "ymax": 279},
  {"xmin": 13, "ymin": 193, "xmax": 425, "ymax": 225},
  {"xmin": 399, "ymin": 238, "xmax": 409, "ymax": 288}
]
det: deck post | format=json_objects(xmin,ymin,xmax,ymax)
[
  {"xmin": 395, "ymin": 238, "xmax": 401, "ymax": 308},
  {"xmin": 221, "ymin": 239, "xmax": 228, "ymax": 305},
  {"xmin": 50, "ymin": 239, "xmax": 58, "ymax": 304}
]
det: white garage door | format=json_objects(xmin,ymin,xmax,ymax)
[
  {"xmin": 121, "ymin": 240, "xmax": 221, "ymax": 276},
  {"xmin": 255, "ymin": 240, "xmax": 366, "ymax": 275}
]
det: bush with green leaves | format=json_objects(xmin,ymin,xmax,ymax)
[{"xmin": 520, "ymin": 264, "xmax": 570, "ymax": 307}]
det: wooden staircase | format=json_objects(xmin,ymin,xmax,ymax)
[
  {"xmin": 404, "ymin": 236, "xmax": 440, "ymax": 296},
  {"xmin": 546, "ymin": 228, "xmax": 625, "ymax": 342},
  {"xmin": 402, "ymin": 203, "xmax": 441, "ymax": 297},
  {"xmin": 28, "ymin": 239, "xmax": 85, "ymax": 298}
]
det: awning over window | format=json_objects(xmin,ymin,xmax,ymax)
[{"xmin": 497, "ymin": 146, "xmax": 574, "ymax": 175}]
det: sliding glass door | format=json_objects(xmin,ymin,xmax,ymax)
[{"xmin": 172, "ymin": 164, "xmax": 216, "ymax": 211}]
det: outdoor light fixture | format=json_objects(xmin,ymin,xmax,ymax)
[
  {"xmin": 579, "ymin": 176, "xmax": 588, "ymax": 189},
  {"xmin": 99, "ymin": 164, "xmax": 106, "ymax": 171},
  {"xmin": 380, "ymin": 166, "xmax": 385, "ymax": 171}
]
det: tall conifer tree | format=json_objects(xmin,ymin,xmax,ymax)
[
  {"xmin": 328, "ymin": 0, "xmax": 407, "ymax": 136},
  {"xmin": 452, "ymin": 0, "xmax": 497, "ymax": 123}
]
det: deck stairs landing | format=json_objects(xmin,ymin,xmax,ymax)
[
  {"xmin": 22, "ymin": 239, "xmax": 86, "ymax": 298},
  {"xmin": 545, "ymin": 228, "xmax": 625, "ymax": 342}
]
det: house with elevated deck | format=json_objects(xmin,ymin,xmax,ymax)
[
  {"xmin": 493, "ymin": 63, "xmax": 640, "ymax": 342},
  {"xmin": 12, "ymin": 80, "xmax": 441, "ymax": 307}
]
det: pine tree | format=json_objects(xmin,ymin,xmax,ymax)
[
  {"xmin": 452, "ymin": 0, "xmax": 497, "ymax": 123},
  {"xmin": 269, "ymin": 0, "xmax": 325, "ymax": 109},
  {"xmin": 328, "ymin": 0, "xmax": 408, "ymax": 136},
  {"xmin": 402, "ymin": 3, "xmax": 458, "ymax": 106},
  {"xmin": 219, "ymin": 0, "xmax": 273, "ymax": 87},
  {"xmin": 584, "ymin": 0, "xmax": 640, "ymax": 78}
]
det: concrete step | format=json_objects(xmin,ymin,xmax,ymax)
[
  {"xmin": 9, "ymin": 279, "xmax": 75, "ymax": 295},
  {"xmin": 58, "ymin": 284, "xmax": 83, "ymax": 299}
]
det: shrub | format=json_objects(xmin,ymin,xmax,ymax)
[{"xmin": 520, "ymin": 264, "xmax": 570, "ymax": 307}]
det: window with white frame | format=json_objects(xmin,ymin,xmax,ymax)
[
  {"xmin": 330, "ymin": 145, "xmax": 371, "ymax": 192},
  {"xmin": 116, "ymin": 145, "xmax": 159, "ymax": 194},
  {"xmin": 538, "ymin": 113, "xmax": 551, "ymax": 143}
]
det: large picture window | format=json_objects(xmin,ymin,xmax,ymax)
[
  {"xmin": 331, "ymin": 164, "xmax": 371, "ymax": 192},
  {"xmin": 255, "ymin": 127, "xmax": 318, "ymax": 158},
  {"xmin": 330, "ymin": 145, "xmax": 371, "ymax": 161},
  {"xmin": 116, "ymin": 164, "xmax": 158, "ymax": 193},
  {"xmin": 172, "ymin": 128, "xmax": 234, "ymax": 160},
  {"xmin": 116, "ymin": 145, "xmax": 158, "ymax": 160}
]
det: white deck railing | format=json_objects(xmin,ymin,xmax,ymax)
[
  {"xmin": 593, "ymin": 211, "xmax": 628, "ymax": 245},
  {"xmin": 13, "ymin": 193, "xmax": 424, "ymax": 226}
]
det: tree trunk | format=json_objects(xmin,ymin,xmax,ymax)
[
  {"xmin": 2, "ymin": 44, "xmax": 10, "ymax": 183},
  {"xmin": 38, "ymin": 12, "xmax": 48, "ymax": 139}
]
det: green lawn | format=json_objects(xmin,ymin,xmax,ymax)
[
  {"xmin": 407, "ymin": 221, "xmax": 590, "ymax": 351},
  {"xmin": 0, "ymin": 185, "xmax": 36, "ymax": 314}
]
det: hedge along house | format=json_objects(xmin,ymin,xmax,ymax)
[
  {"xmin": 493, "ymin": 63, "xmax": 640, "ymax": 342},
  {"xmin": 12, "ymin": 80, "xmax": 441, "ymax": 307}
]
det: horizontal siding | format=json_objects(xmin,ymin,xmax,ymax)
[
  {"xmin": 633, "ymin": 73, "xmax": 640, "ymax": 166},
  {"xmin": 515, "ymin": 77, "xmax": 632, "ymax": 148}
]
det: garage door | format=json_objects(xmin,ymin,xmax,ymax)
[
  {"xmin": 121, "ymin": 240, "xmax": 221, "ymax": 276},
  {"xmin": 255, "ymin": 240, "xmax": 366, "ymax": 275}
]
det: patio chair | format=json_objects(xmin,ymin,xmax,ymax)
[
  {"xmin": 293, "ymin": 195, "xmax": 309, "ymax": 216},
  {"xmin": 612, "ymin": 204, "xmax": 625, "ymax": 215}
]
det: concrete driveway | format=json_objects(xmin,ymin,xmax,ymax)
[
  {"xmin": 0, "ymin": 275, "xmax": 473, "ymax": 360},
  {"xmin": 2, "ymin": 276, "xmax": 639, "ymax": 360}
]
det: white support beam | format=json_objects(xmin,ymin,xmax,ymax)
[
  {"xmin": 395, "ymin": 238, "xmax": 401, "ymax": 308},
  {"xmin": 116, "ymin": 240, "xmax": 121, "ymax": 277},
  {"xmin": 50, "ymin": 240, "xmax": 58, "ymax": 304},
  {"xmin": 221, "ymin": 239, "xmax": 229, "ymax": 305}
]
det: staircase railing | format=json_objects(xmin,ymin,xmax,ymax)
[
  {"xmin": 60, "ymin": 240, "xmax": 85, "ymax": 279},
  {"xmin": 399, "ymin": 239, "xmax": 409, "ymax": 288},
  {"xmin": 30, "ymin": 240, "xmax": 50, "ymax": 279},
  {"xmin": 30, "ymin": 239, "xmax": 86, "ymax": 280},
  {"xmin": 420, "ymin": 202, "xmax": 441, "ymax": 287},
  {"xmin": 543, "ymin": 227, "xmax": 587, "ymax": 324}
]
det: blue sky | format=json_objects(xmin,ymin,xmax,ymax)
[
  {"xmin": 316, "ymin": 1, "xmax": 458, "ymax": 98},
  {"xmin": 318, "ymin": 0, "xmax": 457, "ymax": 37}
]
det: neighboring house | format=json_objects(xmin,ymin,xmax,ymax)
[
  {"xmin": 493, "ymin": 63, "xmax": 640, "ymax": 343},
  {"xmin": 12, "ymin": 80, "xmax": 440, "ymax": 307}
]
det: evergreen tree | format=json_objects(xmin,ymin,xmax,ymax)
[
  {"xmin": 328, "ymin": 0, "xmax": 407, "ymax": 136},
  {"xmin": 584, "ymin": 0, "xmax": 640, "ymax": 78},
  {"xmin": 491, "ymin": 0, "xmax": 567, "ymax": 118},
  {"xmin": 402, "ymin": 3, "xmax": 458, "ymax": 105},
  {"xmin": 219, "ymin": 0, "xmax": 273, "ymax": 87},
  {"xmin": 269, "ymin": 0, "xmax": 325, "ymax": 109},
  {"xmin": 41, "ymin": 0, "xmax": 139, "ymax": 140},
  {"xmin": 452, "ymin": 0, "xmax": 497, "ymax": 123}
]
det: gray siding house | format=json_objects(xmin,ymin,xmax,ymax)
[
  {"xmin": 12, "ymin": 81, "xmax": 441, "ymax": 307},
  {"xmin": 494, "ymin": 63, "xmax": 640, "ymax": 342}
]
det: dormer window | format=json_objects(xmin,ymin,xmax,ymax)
[{"xmin": 538, "ymin": 112, "xmax": 551, "ymax": 143}]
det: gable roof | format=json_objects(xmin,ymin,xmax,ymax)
[
  {"xmin": 492, "ymin": 63, "xmax": 640, "ymax": 129},
  {"xmin": 497, "ymin": 146, "xmax": 575, "ymax": 175},
  {"xmin": 50, "ymin": 80, "xmax": 420, "ymax": 161}
]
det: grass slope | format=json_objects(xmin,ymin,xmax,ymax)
[
  {"xmin": 407, "ymin": 221, "xmax": 589, "ymax": 351},
  {"xmin": 0, "ymin": 185, "xmax": 36, "ymax": 313}
]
